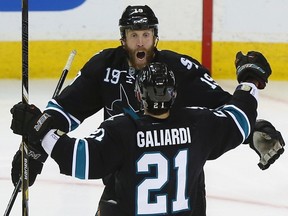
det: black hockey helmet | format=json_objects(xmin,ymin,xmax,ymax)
[
  {"xmin": 135, "ymin": 62, "xmax": 177, "ymax": 115},
  {"xmin": 119, "ymin": 5, "xmax": 159, "ymax": 39}
]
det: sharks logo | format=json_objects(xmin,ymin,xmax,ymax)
[{"xmin": 106, "ymin": 84, "xmax": 139, "ymax": 119}]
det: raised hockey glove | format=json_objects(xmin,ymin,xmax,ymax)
[
  {"xmin": 250, "ymin": 119, "xmax": 285, "ymax": 170},
  {"xmin": 11, "ymin": 144, "xmax": 48, "ymax": 186},
  {"xmin": 235, "ymin": 51, "xmax": 272, "ymax": 89},
  {"xmin": 10, "ymin": 102, "xmax": 53, "ymax": 144}
]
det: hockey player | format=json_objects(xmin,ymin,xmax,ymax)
[
  {"xmin": 10, "ymin": 62, "xmax": 275, "ymax": 215},
  {"xmin": 10, "ymin": 5, "xmax": 284, "ymax": 216}
]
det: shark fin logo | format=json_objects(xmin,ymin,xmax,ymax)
[{"xmin": 106, "ymin": 84, "xmax": 138, "ymax": 117}]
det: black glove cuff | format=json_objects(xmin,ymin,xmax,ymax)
[
  {"xmin": 236, "ymin": 65, "xmax": 267, "ymax": 89},
  {"xmin": 28, "ymin": 113, "xmax": 53, "ymax": 143}
]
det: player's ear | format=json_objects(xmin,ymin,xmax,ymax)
[{"xmin": 120, "ymin": 38, "xmax": 126, "ymax": 47}]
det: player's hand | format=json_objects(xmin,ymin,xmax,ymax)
[
  {"xmin": 11, "ymin": 146, "xmax": 47, "ymax": 187},
  {"xmin": 235, "ymin": 51, "xmax": 272, "ymax": 89},
  {"xmin": 250, "ymin": 119, "xmax": 285, "ymax": 170},
  {"xmin": 10, "ymin": 102, "xmax": 53, "ymax": 144}
]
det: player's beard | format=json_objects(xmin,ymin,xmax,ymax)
[{"xmin": 126, "ymin": 46, "xmax": 155, "ymax": 70}]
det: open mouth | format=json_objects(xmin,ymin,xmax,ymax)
[{"xmin": 136, "ymin": 51, "xmax": 146, "ymax": 60}]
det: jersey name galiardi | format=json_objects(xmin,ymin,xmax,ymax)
[{"xmin": 136, "ymin": 127, "xmax": 191, "ymax": 148}]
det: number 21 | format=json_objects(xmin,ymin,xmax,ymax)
[{"xmin": 136, "ymin": 149, "xmax": 190, "ymax": 214}]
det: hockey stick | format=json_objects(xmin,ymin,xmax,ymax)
[
  {"xmin": 3, "ymin": 50, "xmax": 77, "ymax": 216},
  {"xmin": 3, "ymin": 179, "xmax": 22, "ymax": 216},
  {"xmin": 53, "ymin": 50, "xmax": 77, "ymax": 98},
  {"xmin": 21, "ymin": 0, "xmax": 29, "ymax": 214}
]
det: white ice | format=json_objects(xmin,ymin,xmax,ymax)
[{"xmin": 0, "ymin": 79, "xmax": 287, "ymax": 216}]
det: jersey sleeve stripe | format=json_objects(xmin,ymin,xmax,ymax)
[
  {"xmin": 45, "ymin": 99, "xmax": 81, "ymax": 131},
  {"xmin": 72, "ymin": 139, "xmax": 89, "ymax": 179},
  {"xmin": 223, "ymin": 105, "xmax": 251, "ymax": 143}
]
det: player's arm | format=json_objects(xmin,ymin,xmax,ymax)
[
  {"xmin": 10, "ymin": 105, "xmax": 125, "ymax": 179},
  {"xmin": 235, "ymin": 51, "xmax": 285, "ymax": 169},
  {"xmin": 185, "ymin": 68, "xmax": 232, "ymax": 108},
  {"xmin": 41, "ymin": 128, "xmax": 123, "ymax": 179},
  {"xmin": 9, "ymin": 92, "xmax": 82, "ymax": 187},
  {"xmin": 9, "ymin": 52, "xmax": 106, "ymax": 186},
  {"xmin": 206, "ymin": 82, "xmax": 259, "ymax": 159},
  {"xmin": 207, "ymin": 51, "xmax": 273, "ymax": 158},
  {"xmin": 172, "ymin": 52, "xmax": 232, "ymax": 109}
]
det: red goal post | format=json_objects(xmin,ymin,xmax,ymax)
[{"xmin": 202, "ymin": 0, "xmax": 213, "ymax": 74}]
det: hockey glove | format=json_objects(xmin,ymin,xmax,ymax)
[
  {"xmin": 235, "ymin": 51, "xmax": 272, "ymax": 89},
  {"xmin": 10, "ymin": 102, "xmax": 54, "ymax": 187},
  {"xmin": 10, "ymin": 102, "xmax": 53, "ymax": 144},
  {"xmin": 11, "ymin": 143, "xmax": 48, "ymax": 186},
  {"xmin": 250, "ymin": 119, "xmax": 285, "ymax": 170}
]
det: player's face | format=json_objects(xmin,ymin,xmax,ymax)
[{"xmin": 123, "ymin": 29, "xmax": 156, "ymax": 70}]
